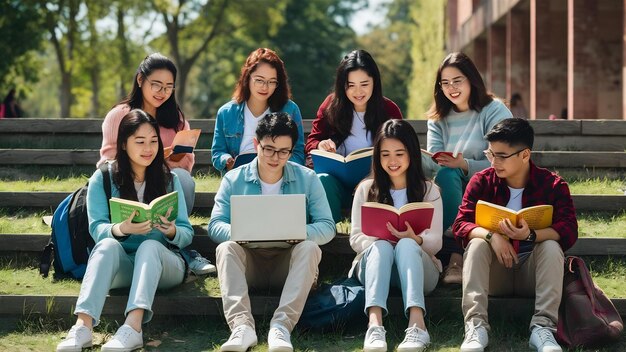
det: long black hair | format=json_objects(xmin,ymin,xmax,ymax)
[
  {"xmin": 113, "ymin": 109, "xmax": 172, "ymax": 204},
  {"xmin": 117, "ymin": 53, "xmax": 185, "ymax": 131},
  {"xmin": 427, "ymin": 52, "xmax": 494, "ymax": 121},
  {"xmin": 367, "ymin": 119, "xmax": 427, "ymax": 205},
  {"xmin": 325, "ymin": 49, "xmax": 387, "ymax": 139}
]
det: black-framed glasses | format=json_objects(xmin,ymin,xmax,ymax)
[
  {"xmin": 483, "ymin": 148, "xmax": 527, "ymax": 163},
  {"xmin": 146, "ymin": 79, "xmax": 175, "ymax": 95},
  {"xmin": 259, "ymin": 143, "xmax": 292, "ymax": 159},
  {"xmin": 252, "ymin": 78, "xmax": 279, "ymax": 89},
  {"xmin": 439, "ymin": 77, "xmax": 467, "ymax": 89}
]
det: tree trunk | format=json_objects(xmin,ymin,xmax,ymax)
[
  {"xmin": 60, "ymin": 72, "xmax": 71, "ymax": 118},
  {"xmin": 117, "ymin": 4, "xmax": 130, "ymax": 99}
]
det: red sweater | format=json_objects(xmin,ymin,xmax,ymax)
[
  {"xmin": 453, "ymin": 161, "xmax": 578, "ymax": 252},
  {"xmin": 305, "ymin": 94, "xmax": 403, "ymax": 163}
]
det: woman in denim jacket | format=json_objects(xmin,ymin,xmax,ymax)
[{"xmin": 211, "ymin": 48, "xmax": 305, "ymax": 174}]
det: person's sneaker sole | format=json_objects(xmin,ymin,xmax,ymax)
[{"xmin": 363, "ymin": 347, "xmax": 387, "ymax": 352}]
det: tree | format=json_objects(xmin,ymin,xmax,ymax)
[
  {"xmin": 358, "ymin": 0, "xmax": 413, "ymax": 116},
  {"xmin": 408, "ymin": 0, "xmax": 445, "ymax": 119},
  {"xmin": 268, "ymin": 0, "xmax": 364, "ymax": 118},
  {"xmin": 0, "ymin": 1, "xmax": 44, "ymax": 92}
]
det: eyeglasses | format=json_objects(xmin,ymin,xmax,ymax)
[
  {"xmin": 259, "ymin": 143, "xmax": 292, "ymax": 159},
  {"xmin": 252, "ymin": 78, "xmax": 279, "ymax": 89},
  {"xmin": 146, "ymin": 79, "xmax": 175, "ymax": 95},
  {"xmin": 439, "ymin": 77, "xmax": 467, "ymax": 89},
  {"xmin": 483, "ymin": 148, "xmax": 527, "ymax": 163}
]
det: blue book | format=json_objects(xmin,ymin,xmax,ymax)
[
  {"xmin": 310, "ymin": 147, "xmax": 373, "ymax": 189},
  {"xmin": 232, "ymin": 152, "xmax": 257, "ymax": 169}
]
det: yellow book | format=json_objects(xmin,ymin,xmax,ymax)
[{"xmin": 475, "ymin": 200, "xmax": 553, "ymax": 232}]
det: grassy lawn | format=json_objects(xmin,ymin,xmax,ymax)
[
  {"xmin": 1, "ymin": 209, "xmax": 623, "ymax": 237},
  {"xmin": 0, "ymin": 255, "xmax": 624, "ymax": 351}
]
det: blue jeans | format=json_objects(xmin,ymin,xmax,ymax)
[
  {"xmin": 74, "ymin": 238, "xmax": 185, "ymax": 326},
  {"xmin": 171, "ymin": 168, "xmax": 196, "ymax": 215},
  {"xmin": 356, "ymin": 238, "xmax": 439, "ymax": 317}
]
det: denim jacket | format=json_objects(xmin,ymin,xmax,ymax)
[
  {"xmin": 208, "ymin": 159, "xmax": 335, "ymax": 245},
  {"xmin": 211, "ymin": 99, "xmax": 305, "ymax": 172}
]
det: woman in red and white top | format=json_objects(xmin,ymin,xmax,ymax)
[{"xmin": 98, "ymin": 53, "xmax": 195, "ymax": 214}]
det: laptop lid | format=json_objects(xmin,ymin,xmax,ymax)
[{"xmin": 231, "ymin": 194, "xmax": 307, "ymax": 247}]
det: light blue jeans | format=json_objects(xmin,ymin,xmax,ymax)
[
  {"xmin": 356, "ymin": 238, "xmax": 439, "ymax": 317},
  {"xmin": 171, "ymin": 168, "xmax": 195, "ymax": 215},
  {"xmin": 74, "ymin": 238, "xmax": 185, "ymax": 326}
]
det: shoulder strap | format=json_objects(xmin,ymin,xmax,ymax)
[{"xmin": 98, "ymin": 163, "xmax": 112, "ymax": 215}]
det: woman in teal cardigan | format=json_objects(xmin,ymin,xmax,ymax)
[
  {"xmin": 211, "ymin": 48, "xmax": 305, "ymax": 173},
  {"xmin": 426, "ymin": 52, "xmax": 512, "ymax": 286},
  {"xmin": 56, "ymin": 110, "xmax": 193, "ymax": 352}
]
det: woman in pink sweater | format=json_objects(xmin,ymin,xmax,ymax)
[{"xmin": 98, "ymin": 53, "xmax": 195, "ymax": 214}]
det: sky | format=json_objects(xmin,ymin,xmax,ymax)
[{"xmin": 350, "ymin": 0, "xmax": 390, "ymax": 35}]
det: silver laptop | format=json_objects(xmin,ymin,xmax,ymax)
[{"xmin": 231, "ymin": 194, "xmax": 307, "ymax": 248}]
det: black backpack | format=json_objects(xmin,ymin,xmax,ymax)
[{"xmin": 40, "ymin": 164, "xmax": 112, "ymax": 280}]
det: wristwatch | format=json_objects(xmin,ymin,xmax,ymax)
[
  {"xmin": 485, "ymin": 231, "xmax": 494, "ymax": 243},
  {"xmin": 526, "ymin": 229, "xmax": 537, "ymax": 242}
]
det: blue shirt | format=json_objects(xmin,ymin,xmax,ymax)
[
  {"xmin": 87, "ymin": 164, "xmax": 194, "ymax": 254},
  {"xmin": 208, "ymin": 159, "xmax": 335, "ymax": 245},
  {"xmin": 211, "ymin": 99, "xmax": 305, "ymax": 172}
]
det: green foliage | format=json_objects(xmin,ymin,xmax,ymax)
[
  {"xmin": 408, "ymin": 0, "xmax": 445, "ymax": 119},
  {"xmin": 0, "ymin": 1, "xmax": 44, "ymax": 93},
  {"xmin": 358, "ymin": 0, "xmax": 413, "ymax": 116},
  {"xmin": 267, "ymin": 0, "xmax": 363, "ymax": 118}
]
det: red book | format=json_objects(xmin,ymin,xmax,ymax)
[
  {"xmin": 361, "ymin": 202, "xmax": 435, "ymax": 243},
  {"xmin": 421, "ymin": 149, "xmax": 454, "ymax": 163}
]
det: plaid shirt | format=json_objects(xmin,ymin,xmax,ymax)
[{"xmin": 452, "ymin": 161, "xmax": 578, "ymax": 252}]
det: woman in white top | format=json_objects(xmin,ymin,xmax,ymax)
[{"xmin": 350, "ymin": 119, "xmax": 443, "ymax": 352}]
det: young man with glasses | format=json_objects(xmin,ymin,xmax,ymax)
[
  {"xmin": 453, "ymin": 118, "xmax": 578, "ymax": 352},
  {"xmin": 208, "ymin": 112, "xmax": 335, "ymax": 352}
]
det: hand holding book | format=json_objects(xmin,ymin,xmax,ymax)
[
  {"xmin": 117, "ymin": 210, "xmax": 152, "ymax": 236},
  {"xmin": 153, "ymin": 207, "xmax": 176, "ymax": 238},
  {"xmin": 386, "ymin": 221, "xmax": 424, "ymax": 245}
]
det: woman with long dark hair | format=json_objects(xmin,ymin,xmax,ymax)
[
  {"xmin": 98, "ymin": 53, "xmax": 196, "ymax": 214},
  {"xmin": 306, "ymin": 49, "xmax": 403, "ymax": 222},
  {"xmin": 426, "ymin": 52, "xmax": 512, "ymax": 285},
  {"xmin": 211, "ymin": 47, "xmax": 305, "ymax": 174},
  {"xmin": 56, "ymin": 110, "xmax": 193, "ymax": 352},
  {"xmin": 350, "ymin": 119, "xmax": 442, "ymax": 352}
]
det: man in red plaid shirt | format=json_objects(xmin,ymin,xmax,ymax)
[{"xmin": 453, "ymin": 118, "xmax": 578, "ymax": 352}]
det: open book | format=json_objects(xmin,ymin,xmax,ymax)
[
  {"xmin": 109, "ymin": 191, "xmax": 178, "ymax": 225},
  {"xmin": 361, "ymin": 202, "xmax": 434, "ymax": 243},
  {"xmin": 232, "ymin": 151, "xmax": 257, "ymax": 169},
  {"xmin": 420, "ymin": 149, "xmax": 454, "ymax": 162},
  {"xmin": 166, "ymin": 129, "xmax": 201, "ymax": 162},
  {"xmin": 310, "ymin": 147, "xmax": 373, "ymax": 188},
  {"xmin": 475, "ymin": 200, "xmax": 553, "ymax": 233}
]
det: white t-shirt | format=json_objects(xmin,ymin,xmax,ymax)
[
  {"xmin": 260, "ymin": 178, "xmax": 283, "ymax": 195},
  {"xmin": 337, "ymin": 111, "xmax": 372, "ymax": 156},
  {"xmin": 506, "ymin": 186, "xmax": 524, "ymax": 211},
  {"xmin": 134, "ymin": 181, "xmax": 146, "ymax": 203},
  {"xmin": 390, "ymin": 188, "xmax": 408, "ymax": 209},
  {"xmin": 239, "ymin": 104, "xmax": 270, "ymax": 154}
]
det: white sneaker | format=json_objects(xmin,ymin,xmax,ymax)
[
  {"xmin": 529, "ymin": 325, "xmax": 562, "ymax": 352},
  {"xmin": 221, "ymin": 324, "xmax": 257, "ymax": 352},
  {"xmin": 188, "ymin": 250, "xmax": 217, "ymax": 275},
  {"xmin": 460, "ymin": 321, "xmax": 489, "ymax": 352},
  {"xmin": 397, "ymin": 324, "xmax": 430, "ymax": 352},
  {"xmin": 56, "ymin": 325, "xmax": 93, "ymax": 352},
  {"xmin": 268, "ymin": 324, "xmax": 293, "ymax": 352},
  {"xmin": 363, "ymin": 325, "xmax": 387, "ymax": 352},
  {"xmin": 101, "ymin": 324, "xmax": 143, "ymax": 352}
]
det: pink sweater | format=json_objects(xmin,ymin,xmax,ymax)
[{"xmin": 98, "ymin": 104, "xmax": 194, "ymax": 172}]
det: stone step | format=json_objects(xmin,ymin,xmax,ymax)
[{"xmin": 0, "ymin": 191, "xmax": 622, "ymax": 212}]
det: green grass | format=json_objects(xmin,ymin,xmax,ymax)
[
  {"xmin": 0, "ymin": 173, "xmax": 222, "ymax": 192},
  {"xmin": 1, "ymin": 210, "xmax": 623, "ymax": 237}
]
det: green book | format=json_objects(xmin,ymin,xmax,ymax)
[{"xmin": 109, "ymin": 191, "xmax": 178, "ymax": 225}]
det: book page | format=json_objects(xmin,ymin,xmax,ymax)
[
  {"xmin": 310, "ymin": 149, "xmax": 346, "ymax": 163},
  {"xmin": 171, "ymin": 129, "xmax": 201, "ymax": 148},
  {"xmin": 518, "ymin": 205, "xmax": 553, "ymax": 229},
  {"xmin": 149, "ymin": 192, "xmax": 178, "ymax": 224},
  {"xmin": 476, "ymin": 201, "xmax": 517, "ymax": 233}
]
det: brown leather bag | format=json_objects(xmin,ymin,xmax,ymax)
[{"xmin": 556, "ymin": 256, "xmax": 623, "ymax": 348}]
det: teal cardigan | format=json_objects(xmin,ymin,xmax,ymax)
[
  {"xmin": 87, "ymin": 164, "xmax": 193, "ymax": 254},
  {"xmin": 208, "ymin": 159, "xmax": 335, "ymax": 245}
]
